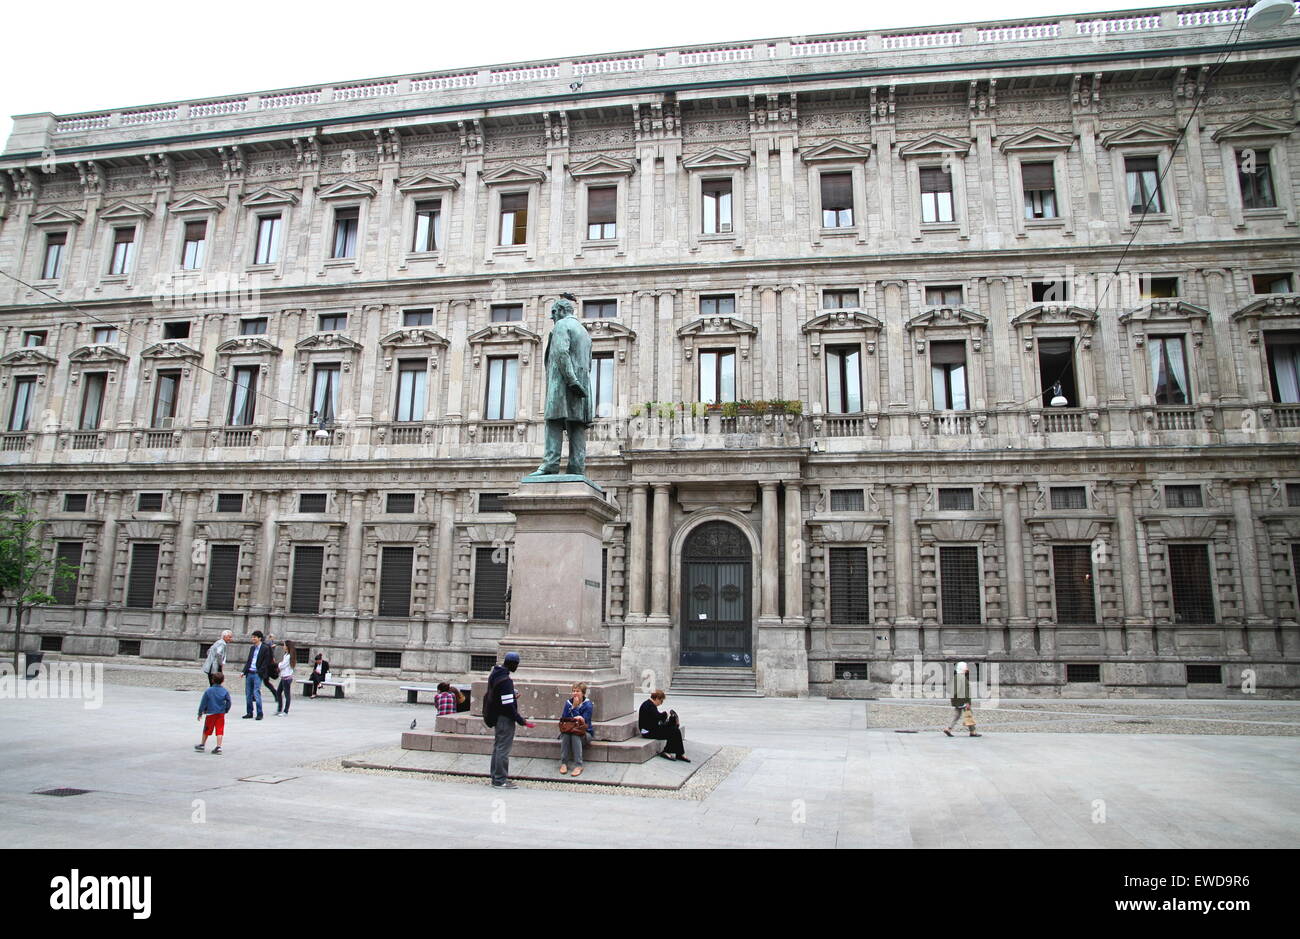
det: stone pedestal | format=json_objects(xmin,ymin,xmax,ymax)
[{"xmin": 403, "ymin": 479, "xmax": 663, "ymax": 762}]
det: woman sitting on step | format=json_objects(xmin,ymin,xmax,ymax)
[{"xmin": 558, "ymin": 682, "xmax": 594, "ymax": 777}]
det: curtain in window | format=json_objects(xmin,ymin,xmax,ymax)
[
  {"xmin": 313, "ymin": 367, "xmax": 340, "ymax": 423},
  {"xmin": 230, "ymin": 368, "xmax": 257, "ymax": 425},
  {"xmin": 396, "ymin": 367, "xmax": 427, "ymax": 421},
  {"xmin": 1273, "ymin": 344, "xmax": 1300, "ymax": 402},
  {"xmin": 1149, "ymin": 337, "xmax": 1188, "ymax": 405}
]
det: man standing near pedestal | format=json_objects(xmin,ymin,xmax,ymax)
[
  {"xmin": 484, "ymin": 651, "xmax": 534, "ymax": 789},
  {"xmin": 527, "ymin": 293, "xmax": 593, "ymax": 478}
]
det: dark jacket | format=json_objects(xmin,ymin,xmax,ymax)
[
  {"xmin": 241, "ymin": 643, "xmax": 271, "ymax": 678},
  {"xmin": 950, "ymin": 671, "xmax": 973, "ymax": 708},
  {"xmin": 638, "ymin": 699, "xmax": 664, "ymax": 736},
  {"xmin": 310, "ymin": 660, "xmax": 330, "ymax": 682},
  {"xmin": 541, "ymin": 313, "xmax": 593, "ymax": 424},
  {"xmin": 486, "ymin": 664, "xmax": 526, "ymax": 727}
]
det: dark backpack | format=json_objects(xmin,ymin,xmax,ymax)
[
  {"xmin": 482, "ymin": 671, "xmax": 506, "ymax": 728},
  {"xmin": 266, "ymin": 646, "xmax": 279, "ymax": 680}
]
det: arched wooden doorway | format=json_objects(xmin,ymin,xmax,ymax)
[{"xmin": 680, "ymin": 520, "xmax": 752, "ymax": 667}]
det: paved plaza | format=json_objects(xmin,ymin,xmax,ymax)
[{"xmin": 0, "ymin": 663, "xmax": 1297, "ymax": 849}]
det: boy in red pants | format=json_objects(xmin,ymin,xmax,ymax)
[{"xmin": 196, "ymin": 672, "xmax": 232, "ymax": 754}]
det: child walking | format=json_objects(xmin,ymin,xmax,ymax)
[{"xmin": 196, "ymin": 671, "xmax": 232, "ymax": 753}]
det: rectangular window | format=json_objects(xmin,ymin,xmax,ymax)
[
  {"xmin": 1149, "ymin": 335, "xmax": 1189, "ymax": 405},
  {"xmin": 318, "ymin": 313, "xmax": 347, "ymax": 332},
  {"xmin": 395, "ymin": 361, "xmax": 428, "ymax": 422},
  {"xmin": 1165, "ymin": 485, "xmax": 1203, "ymax": 509},
  {"xmin": 40, "ymin": 635, "xmax": 63, "ymax": 652},
  {"xmin": 403, "ymin": 308, "xmax": 433, "ymax": 327},
  {"xmin": 290, "ymin": 545, "xmax": 324, "ymax": 614},
  {"xmin": 126, "ymin": 543, "xmax": 160, "ymax": 609},
  {"xmin": 311, "ymin": 365, "xmax": 341, "ymax": 424},
  {"xmin": 1050, "ymin": 486, "xmax": 1088, "ymax": 509},
  {"xmin": 9, "ymin": 377, "xmax": 36, "ymax": 432},
  {"xmin": 79, "ymin": 373, "xmax": 107, "ymax": 430},
  {"xmin": 52, "ymin": 542, "xmax": 83, "ymax": 605},
  {"xmin": 490, "ymin": 304, "xmax": 523, "ymax": 323},
  {"xmin": 498, "ymin": 193, "xmax": 528, "ymax": 246},
  {"xmin": 137, "ymin": 492, "xmax": 164, "ymax": 512},
  {"xmin": 829, "ymin": 546, "xmax": 869, "ymax": 624},
  {"xmin": 64, "ymin": 494, "xmax": 88, "ymax": 512},
  {"xmin": 42, "ymin": 232, "xmax": 67, "ymax": 279},
  {"xmin": 1187, "ymin": 664, "xmax": 1223, "ymax": 684},
  {"xmin": 254, "ymin": 214, "xmax": 282, "ymax": 264},
  {"xmin": 240, "ymin": 318, "xmax": 268, "ymax": 335},
  {"xmin": 822, "ymin": 290, "xmax": 859, "ymax": 310},
  {"xmin": 1031, "ymin": 280, "xmax": 1069, "ymax": 303},
  {"xmin": 826, "ymin": 345, "xmax": 862, "ymax": 414},
  {"xmin": 1125, "ymin": 156, "xmax": 1164, "ymax": 214},
  {"xmin": 919, "ymin": 167, "xmax": 954, "ymax": 223},
  {"xmin": 205, "ymin": 544, "xmax": 240, "ymax": 611},
  {"xmin": 930, "ymin": 341, "xmax": 968, "ymax": 411},
  {"xmin": 298, "ymin": 493, "xmax": 328, "ymax": 513},
  {"xmin": 1253, "ymin": 273, "xmax": 1293, "ymax": 294},
  {"xmin": 1022, "ymin": 161, "xmax": 1058, "ymax": 219},
  {"xmin": 412, "ymin": 200, "xmax": 442, "ymax": 252},
  {"xmin": 820, "ymin": 172, "xmax": 853, "ymax": 228},
  {"xmin": 702, "ymin": 179, "xmax": 733, "ymax": 234},
  {"xmin": 108, "ymin": 226, "xmax": 136, "ymax": 275},
  {"xmin": 479, "ymin": 493, "xmax": 507, "ymax": 513},
  {"xmin": 378, "ymin": 546, "xmax": 414, "ymax": 617},
  {"xmin": 1141, "ymin": 277, "xmax": 1180, "ymax": 299},
  {"xmin": 471, "ymin": 655, "xmax": 498, "ymax": 673},
  {"xmin": 939, "ymin": 545, "xmax": 981, "ymax": 624},
  {"xmin": 591, "ymin": 352, "xmax": 615, "ymax": 419},
  {"xmin": 386, "ymin": 493, "xmax": 416, "ymax": 513},
  {"xmin": 938, "ymin": 488, "xmax": 975, "ymax": 511},
  {"xmin": 216, "ymin": 493, "xmax": 244, "ymax": 513},
  {"xmin": 1052, "ymin": 545, "xmax": 1096, "ymax": 623},
  {"xmin": 1265, "ymin": 331, "xmax": 1300, "ymax": 404},
  {"xmin": 374, "ymin": 651, "xmax": 403, "ymax": 669},
  {"xmin": 698, "ymin": 349, "xmax": 736, "ymax": 405},
  {"xmin": 1038, "ymin": 338, "xmax": 1078, "ymax": 407},
  {"xmin": 23, "ymin": 330, "xmax": 47, "ymax": 347},
  {"xmin": 331, "ymin": 207, "xmax": 359, "ymax": 259},
  {"xmin": 152, "ymin": 370, "xmax": 180, "ymax": 427},
  {"xmin": 474, "ymin": 545, "xmax": 509, "ymax": 620},
  {"xmin": 699, "ymin": 295, "xmax": 735, "ymax": 317},
  {"xmin": 117, "ymin": 639, "xmax": 141, "ymax": 656},
  {"xmin": 583, "ymin": 299, "xmax": 618, "ymax": 319},
  {"xmin": 181, "ymin": 220, "xmax": 207, "ymax": 270},
  {"xmin": 830, "ymin": 489, "xmax": 865, "ymax": 512},
  {"xmin": 1287, "ymin": 483, "xmax": 1300, "ymax": 507},
  {"xmin": 925, "ymin": 285, "xmax": 963, "ymax": 306},
  {"xmin": 1238, "ymin": 148, "xmax": 1276, "ymax": 210},
  {"xmin": 162, "ymin": 321, "xmax": 190, "ymax": 340},
  {"xmin": 93, "ymin": 326, "xmax": 118, "ymax": 344},
  {"xmin": 485, "ymin": 356, "xmax": 519, "ymax": 421},
  {"xmin": 586, "ymin": 185, "xmax": 617, "ymax": 240},
  {"xmin": 1169, "ymin": 543, "xmax": 1215, "ymax": 624},
  {"xmin": 1066, "ymin": 663, "xmax": 1101, "ymax": 683},
  {"xmin": 228, "ymin": 366, "xmax": 258, "ymax": 426}
]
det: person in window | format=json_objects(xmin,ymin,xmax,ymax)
[
  {"xmin": 638, "ymin": 689, "xmax": 688, "ymax": 761},
  {"xmin": 942, "ymin": 661, "xmax": 981, "ymax": 738},
  {"xmin": 305, "ymin": 653, "xmax": 329, "ymax": 698},
  {"xmin": 558, "ymin": 682, "xmax": 594, "ymax": 777}
]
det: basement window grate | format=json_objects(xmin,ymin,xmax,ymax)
[
  {"xmin": 117, "ymin": 639, "xmax": 141, "ymax": 656},
  {"xmin": 374, "ymin": 651, "xmax": 402, "ymax": 669},
  {"xmin": 1066, "ymin": 663, "xmax": 1101, "ymax": 683},
  {"xmin": 1186, "ymin": 664, "xmax": 1223, "ymax": 684},
  {"xmin": 34, "ymin": 788, "xmax": 92, "ymax": 797},
  {"xmin": 40, "ymin": 635, "xmax": 63, "ymax": 652},
  {"xmin": 834, "ymin": 662, "xmax": 869, "ymax": 681},
  {"xmin": 198, "ymin": 642, "xmax": 212, "ymax": 660},
  {"xmin": 470, "ymin": 654, "xmax": 496, "ymax": 672}
]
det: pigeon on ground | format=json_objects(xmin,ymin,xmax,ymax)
[{"xmin": 410, "ymin": 719, "xmax": 417, "ymax": 729}]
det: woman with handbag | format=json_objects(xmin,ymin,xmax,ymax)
[
  {"xmin": 558, "ymin": 682, "xmax": 594, "ymax": 777},
  {"xmin": 942, "ymin": 661, "xmax": 982, "ymax": 737}
]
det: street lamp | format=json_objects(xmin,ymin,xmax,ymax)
[{"xmin": 1245, "ymin": 0, "xmax": 1295, "ymax": 31}]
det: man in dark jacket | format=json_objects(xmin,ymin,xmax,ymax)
[
  {"xmin": 240, "ymin": 631, "xmax": 273, "ymax": 720},
  {"xmin": 485, "ymin": 652, "xmax": 534, "ymax": 788}
]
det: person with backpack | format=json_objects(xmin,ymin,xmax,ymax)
[{"xmin": 482, "ymin": 651, "xmax": 534, "ymax": 789}]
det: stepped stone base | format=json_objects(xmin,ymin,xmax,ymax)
[
  {"xmin": 435, "ymin": 712, "xmax": 641, "ymax": 742},
  {"xmin": 403, "ymin": 730, "xmax": 665, "ymax": 763}
]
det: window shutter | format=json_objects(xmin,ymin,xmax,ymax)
[
  {"xmin": 920, "ymin": 168, "xmax": 952, "ymax": 193},
  {"xmin": 474, "ymin": 546, "xmax": 509, "ymax": 620},
  {"xmin": 829, "ymin": 547, "xmax": 870, "ymax": 625},
  {"xmin": 939, "ymin": 546, "xmax": 981, "ymax": 624},
  {"xmin": 820, "ymin": 172, "xmax": 853, "ymax": 209},
  {"xmin": 1021, "ymin": 162, "xmax": 1054, "ymax": 190},
  {"xmin": 1052, "ymin": 545, "xmax": 1095, "ymax": 623},
  {"xmin": 588, "ymin": 186, "xmax": 616, "ymax": 224},
  {"xmin": 929, "ymin": 341, "xmax": 967, "ymax": 365},
  {"xmin": 386, "ymin": 493, "xmax": 416, "ymax": 513},
  {"xmin": 1169, "ymin": 544, "xmax": 1215, "ymax": 623},
  {"xmin": 291, "ymin": 546, "xmax": 324, "ymax": 614},
  {"xmin": 205, "ymin": 544, "xmax": 240, "ymax": 611},
  {"xmin": 829, "ymin": 489, "xmax": 865, "ymax": 512},
  {"xmin": 379, "ymin": 546, "xmax": 414, "ymax": 617},
  {"xmin": 52, "ymin": 542, "xmax": 83, "ymax": 604},
  {"xmin": 126, "ymin": 543, "xmax": 161, "ymax": 609}
]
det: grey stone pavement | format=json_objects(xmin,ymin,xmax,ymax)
[{"xmin": 1, "ymin": 663, "xmax": 1298, "ymax": 848}]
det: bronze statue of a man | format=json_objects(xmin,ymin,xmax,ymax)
[{"xmin": 528, "ymin": 293, "xmax": 593, "ymax": 478}]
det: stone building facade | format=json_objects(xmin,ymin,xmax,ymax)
[{"xmin": 2, "ymin": 4, "xmax": 1299, "ymax": 697}]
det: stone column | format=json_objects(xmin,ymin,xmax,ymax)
[
  {"xmin": 759, "ymin": 482, "xmax": 780, "ymax": 621},
  {"xmin": 252, "ymin": 490, "xmax": 280, "ymax": 615},
  {"xmin": 648, "ymin": 483, "xmax": 670, "ymax": 621},
  {"xmin": 340, "ymin": 490, "xmax": 367, "ymax": 615},
  {"xmin": 170, "ymin": 489, "xmax": 200, "ymax": 611},
  {"xmin": 433, "ymin": 489, "xmax": 456, "ymax": 618},
  {"xmin": 1231, "ymin": 480, "xmax": 1270, "ymax": 630},
  {"xmin": 92, "ymin": 492, "xmax": 123, "ymax": 607},
  {"xmin": 891, "ymin": 484, "xmax": 919, "ymax": 652},
  {"xmin": 783, "ymin": 483, "xmax": 804, "ymax": 624},
  {"xmin": 1113, "ymin": 481, "xmax": 1152, "ymax": 653},
  {"xmin": 626, "ymin": 484, "xmax": 647, "ymax": 620},
  {"xmin": 1001, "ymin": 483, "xmax": 1033, "ymax": 654}
]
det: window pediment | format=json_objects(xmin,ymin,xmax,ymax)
[
  {"xmin": 682, "ymin": 147, "xmax": 751, "ymax": 170},
  {"xmin": 801, "ymin": 139, "xmax": 872, "ymax": 163},
  {"xmin": 907, "ymin": 306, "xmax": 986, "ymax": 330},
  {"xmin": 0, "ymin": 348, "xmax": 57, "ymax": 368},
  {"xmin": 583, "ymin": 319, "xmax": 636, "ymax": 341},
  {"xmin": 396, "ymin": 172, "xmax": 461, "ymax": 193},
  {"xmin": 999, "ymin": 127, "xmax": 1074, "ymax": 153},
  {"xmin": 31, "ymin": 207, "xmax": 84, "ymax": 226},
  {"xmin": 68, "ymin": 345, "xmax": 130, "ymax": 365},
  {"xmin": 569, "ymin": 156, "xmax": 635, "ymax": 178},
  {"xmin": 468, "ymin": 322, "xmax": 540, "ymax": 367},
  {"xmin": 1121, "ymin": 301, "xmax": 1209, "ymax": 347},
  {"xmin": 99, "ymin": 199, "xmax": 153, "ymax": 221},
  {"xmin": 1011, "ymin": 304, "xmax": 1097, "ymax": 328},
  {"xmin": 215, "ymin": 336, "xmax": 283, "ymax": 357},
  {"xmin": 141, "ymin": 341, "xmax": 202, "ymax": 363},
  {"xmin": 380, "ymin": 327, "xmax": 450, "ymax": 350},
  {"xmin": 317, "ymin": 180, "xmax": 377, "ymax": 201},
  {"xmin": 1233, "ymin": 296, "xmax": 1300, "ymax": 343},
  {"xmin": 240, "ymin": 186, "xmax": 299, "ymax": 208},
  {"xmin": 480, "ymin": 163, "xmax": 547, "ymax": 186},
  {"xmin": 295, "ymin": 334, "xmax": 364, "ymax": 355},
  {"xmin": 1212, "ymin": 115, "xmax": 1293, "ymax": 143},
  {"xmin": 1101, "ymin": 122, "xmax": 1178, "ymax": 149},
  {"xmin": 898, "ymin": 133, "xmax": 971, "ymax": 159},
  {"xmin": 677, "ymin": 316, "xmax": 756, "ymax": 360},
  {"xmin": 169, "ymin": 194, "xmax": 225, "ymax": 214},
  {"xmin": 802, "ymin": 310, "xmax": 882, "ymax": 357}
]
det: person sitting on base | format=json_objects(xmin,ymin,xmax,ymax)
[
  {"xmin": 434, "ymin": 681, "xmax": 460, "ymax": 716},
  {"xmin": 638, "ymin": 689, "xmax": 688, "ymax": 762},
  {"xmin": 558, "ymin": 681, "xmax": 594, "ymax": 777}
]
